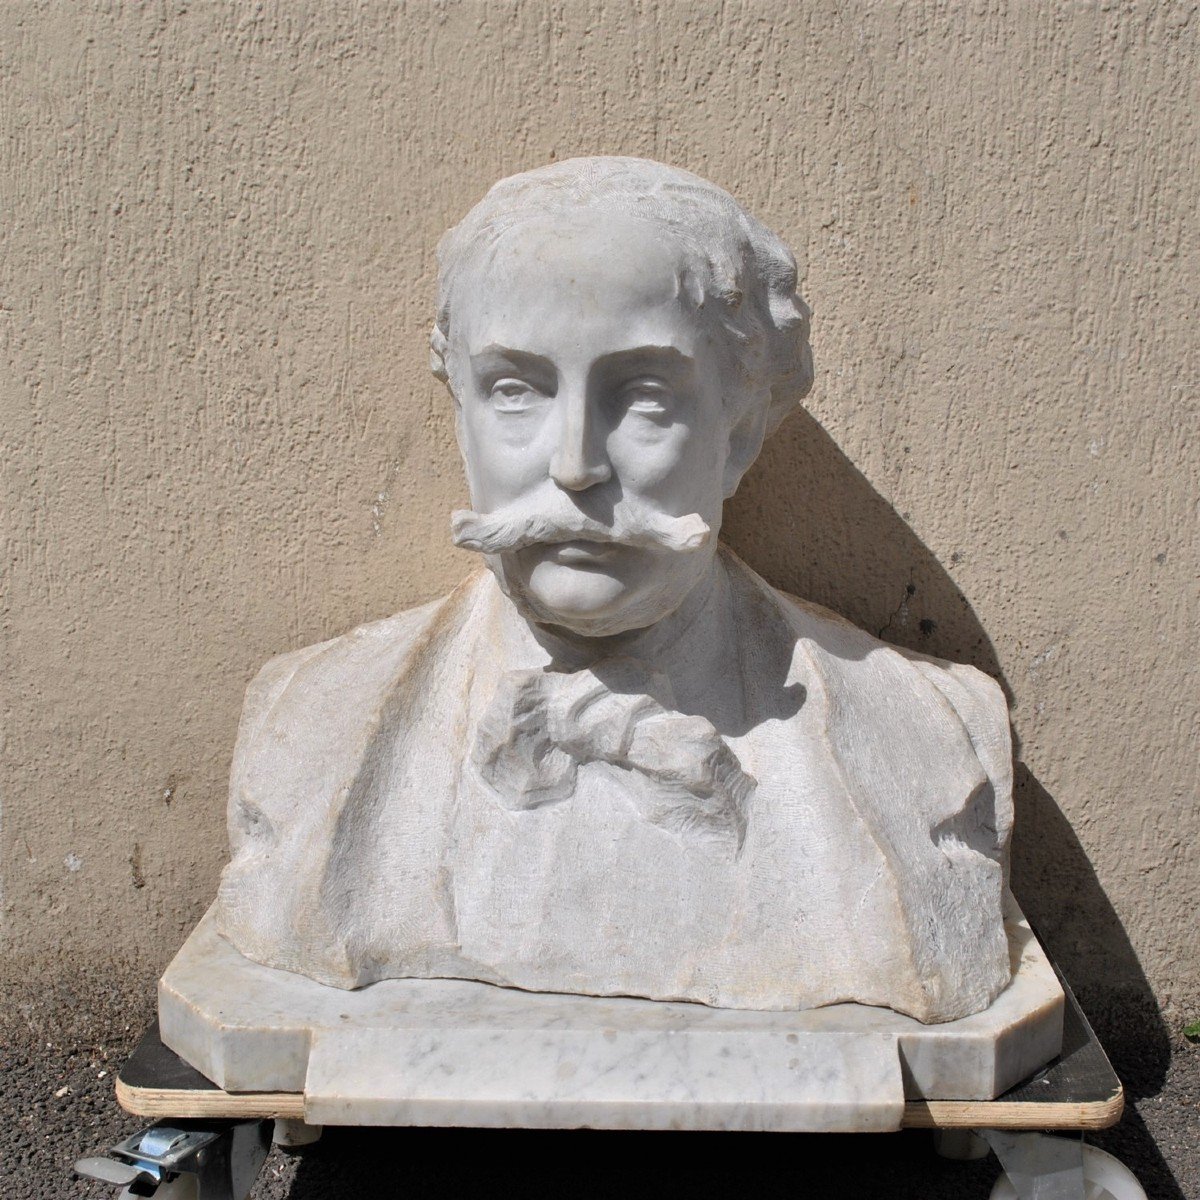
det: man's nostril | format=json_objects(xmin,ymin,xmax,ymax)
[{"xmin": 550, "ymin": 452, "xmax": 611, "ymax": 491}]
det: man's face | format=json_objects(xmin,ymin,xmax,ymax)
[{"xmin": 446, "ymin": 212, "xmax": 730, "ymax": 637}]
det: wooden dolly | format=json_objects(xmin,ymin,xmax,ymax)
[{"xmin": 77, "ymin": 975, "xmax": 1140, "ymax": 1200}]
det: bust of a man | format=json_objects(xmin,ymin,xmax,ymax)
[{"xmin": 217, "ymin": 158, "xmax": 1014, "ymax": 1023}]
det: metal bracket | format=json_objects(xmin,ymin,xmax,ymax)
[
  {"xmin": 982, "ymin": 1130, "xmax": 1086, "ymax": 1200},
  {"xmin": 76, "ymin": 1119, "xmax": 271, "ymax": 1200}
]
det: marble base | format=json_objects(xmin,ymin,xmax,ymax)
[{"xmin": 159, "ymin": 897, "xmax": 1063, "ymax": 1133}]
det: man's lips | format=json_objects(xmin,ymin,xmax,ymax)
[{"xmin": 539, "ymin": 539, "xmax": 621, "ymax": 565}]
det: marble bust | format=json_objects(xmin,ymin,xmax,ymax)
[{"xmin": 217, "ymin": 157, "xmax": 1014, "ymax": 1024}]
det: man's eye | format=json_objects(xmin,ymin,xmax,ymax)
[
  {"xmin": 489, "ymin": 379, "xmax": 539, "ymax": 412},
  {"xmin": 618, "ymin": 379, "xmax": 671, "ymax": 416}
]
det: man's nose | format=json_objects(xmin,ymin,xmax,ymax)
[{"xmin": 549, "ymin": 384, "xmax": 611, "ymax": 491}]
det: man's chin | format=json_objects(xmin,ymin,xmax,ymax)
[
  {"xmin": 520, "ymin": 562, "xmax": 646, "ymax": 636},
  {"xmin": 484, "ymin": 555, "xmax": 654, "ymax": 638},
  {"xmin": 484, "ymin": 543, "xmax": 714, "ymax": 640}
]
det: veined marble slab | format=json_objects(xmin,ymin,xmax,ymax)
[
  {"xmin": 305, "ymin": 1028, "xmax": 904, "ymax": 1131},
  {"xmin": 159, "ymin": 895, "xmax": 1062, "ymax": 1132}
]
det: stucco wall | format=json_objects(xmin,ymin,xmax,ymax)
[{"xmin": 3, "ymin": 2, "xmax": 1196, "ymax": 1035}]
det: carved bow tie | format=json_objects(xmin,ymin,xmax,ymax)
[{"xmin": 470, "ymin": 658, "xmax": 755, "ymax": 854}]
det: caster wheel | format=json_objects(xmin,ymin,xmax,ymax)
[
  {"xmin": 119, "ymin": 1176, "xmax": 199, "ymax": 1200},
  {"xmin": 990, "ymin": 1144, "xmax": 1147, "ymax": 1200}
]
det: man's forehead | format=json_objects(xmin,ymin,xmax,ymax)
[
  {"xmin": 470, "ymin": 213, "xmax": 691, "ymax": 297},
  {"xmin": 449, "ymin": 213, "xmax": 706, "ymax": 354}
]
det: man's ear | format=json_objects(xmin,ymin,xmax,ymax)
[
  {"xmin": 452, "ymin": 402, "xmax": 466, "ymax": 452},
  {"xmin": 722, "ymin": 401, "xmax": 770, "ymax": 498},
  {"xmin": 438, "ymin": 346, "xmax": 467, "ymax": 450}
]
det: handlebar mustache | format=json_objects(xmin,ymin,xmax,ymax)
[{"xmin": 451, "ymin": 503, "xmax": 711, "ymax": 555}]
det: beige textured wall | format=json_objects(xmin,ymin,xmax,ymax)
[{"xmin": 3, "ymin": 2, "xmax": 1196, "ymax": 1032}]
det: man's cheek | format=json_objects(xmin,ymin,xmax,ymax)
[
  {"xmin": 613, "ymin": 432, "xmax": 706, "ymax": 496},
  {"xmin": 470, "ymin": 445, "xmax": 553, "ymax": 504}
]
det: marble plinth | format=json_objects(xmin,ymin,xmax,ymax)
[{"xmin": 159, "ymin": 896, "xmax": 1062, "ymax": 1133}]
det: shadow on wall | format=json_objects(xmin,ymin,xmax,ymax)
[
  {"xmin": 723, "ymin": 407, "xmax": 1010, "ymax": 678},
  {"xmin": 723, "ymin": 407, "xmax": 1181, "ymax": 1194}
]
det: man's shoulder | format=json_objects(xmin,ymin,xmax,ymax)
[
  {"xmin": 230, "ymin": 573, "xmax": 488, "ymax": 801},
  {"xmin": 724, "ymin": 549, "xmax": 1013, "ymax": 844},
  {"xmin": 243, "ymin": 595, "xmax": 448, "ymax": 714},
  {"xmin": 724, "ymin": 549, "xmax": 1009, "ymax": 741},
  {"xmin": 252, "ymin": 574, "xmax": 486, "ymax": 705},
  {"xmin": 781, "ymin": 583, "xmax": 1011, "ymax": 798},
  {"xmin": 218, "ymin": 574, "xmax": 490, "ymax": 985},
  {"xmin": 724, "ymin": 551, "xmax": 1014, "ymax": 1017}
]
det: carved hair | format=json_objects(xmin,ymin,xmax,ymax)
[{"xmin": 430, "ymin": 157, "xmax": 813, "ymax": 436}]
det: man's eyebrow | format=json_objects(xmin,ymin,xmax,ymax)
[
  {"xmin": 470, "ymin": 344, "xmax": 555, "ymax": 374},
  {"xmin": 592, "ymin": 345, "xmax": 694, "ymax": 373}
]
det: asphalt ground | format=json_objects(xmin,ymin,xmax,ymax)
[{"xmin": 3, "ymin": 974, "xmax": 1196, "ymax": 1199}]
